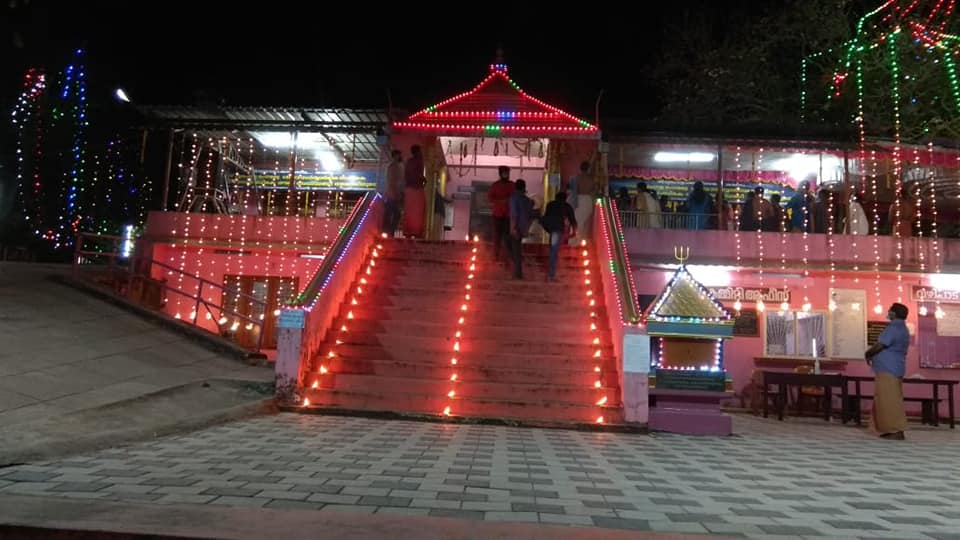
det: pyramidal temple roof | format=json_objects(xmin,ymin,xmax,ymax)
[
  {"xmin": 393, "ymin": 61, "xmax": 599, "ymax": 139},
  {"xmin": 645, "ymin": 266, "xmax": 734, "ymax": 339}
]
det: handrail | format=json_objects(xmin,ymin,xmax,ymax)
[
  {"xmin": 618, "ymin": 210, "xmax": 720, "ymax": 230},
  {"xmin": 290, "ymin": 191, "xmax": 381, "ymax": 307},
  {"xmin": 598, "ymin": 198, "xmax": 643, "ymax": 325},
  {"xmin": 73, "ymin": 230, "xmax": 268, "ymax": 352}
]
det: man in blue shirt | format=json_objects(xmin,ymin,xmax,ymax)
[{"xmin": 864, "ymin": 302, "xmax": 910, "ymax": 440}]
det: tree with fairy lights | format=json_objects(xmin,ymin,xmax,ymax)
[
  {"xmin": 649, "ymin": 0, "xmax": 861, "ymax": 128},
  {"xmin": 9, "ymin": 48, "xmax": 151, "ymax": 252},
  {"xmin": 804, "ymin": 0, "xmax": 959, "ymax": 315},
  {"xmin": 805, "ymin": 0, "xmax": 960, "ymax": 141}
]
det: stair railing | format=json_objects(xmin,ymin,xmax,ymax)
[
  {"xmin": 72, "ymin": 231, "xmax": 268, "ymax": 353},
  {"xmin": 594, "ymin": 197, "xmax": 642, "ymax": 326},
  {"xmin": 275, "ymin": 191, "xmax": 383, "ymax": 403}
]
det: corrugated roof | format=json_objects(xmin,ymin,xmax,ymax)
[{"xmin": 136, "ymin": 105, "xmax": 390, "ymax": 162}]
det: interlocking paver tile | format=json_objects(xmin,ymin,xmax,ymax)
[
  {"xmin": 427, "ymin": 508, "xmax": 485, "ymax": 520},
  {"xmin": 0, "ymin": 471, "xmax": 56, "ymax": 482},
  {"xmin": 583, "ymin": 500, "xmax": 637, "ymax": 510},
  {"xmin": 576, "ymin": 486, "xmax": 623, "ymax": 496},
  {"xmin": 49, "ymin": 482, "xmax": 109, "ymax": 492},
  {"xmin": 792, "ymin": 506, "xmax": 850, "ymax": 515},
  {"xmin": 2, "ymin": 413, "xmax": 959, "ymax": 539},
  {"xmin": 880, "ymin": 515, "xmax": 944, "ymax": 525},
  {"xmin": 757, "ymin": 524, "xmax": 822, "ymax": 535},
  {"xmin": 714, "ymin": 496, "xmax": 764, "ymax": 505},
  {"xmin": 649, "ymin": 497, "xmax": 702, "ymax": 507},
  {"xmin": 823, "ymin": 519, "xmax": 888, "ymax": 531},
  {"xmin": 591, "ymin": 516, "xmax": 650, "ymax": 530},
  {"xmin": 263, "ymin": 500, "xmax": 321, "ymax": 510},
  {"xmin": 357, "ymin": 496, "xmax": 412, "ymax": 507}
]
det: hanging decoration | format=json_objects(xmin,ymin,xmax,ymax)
[
  {"xmin": 929, "ymin": 142, "xmax": 944, "ymax": 319},
  {"xmin": 733, "ymin": 147, "xmax": 743, "ymax": 312},
  {"xmin": 754, "ymin": 149, "xmax": 766, "ymax": 313},
  {"xmin": 13, "ymin": 68, "xmax": 46, "ymax": 234}
]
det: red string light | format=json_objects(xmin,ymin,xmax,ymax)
[
  {"xmin": 395, "ymin": 64, "xmax": 597, "ymax": 136},
  {"xmin": 305, "ymin": 242, "xmax": 384, "ymax": 406},
  {"xmin": 442, "ymin": 238, "xmax": 480, "ymax": 417}
]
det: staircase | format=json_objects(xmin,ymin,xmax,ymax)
[{"xmin": 301, "ymin": 238, "xmax": 624, "ymax": 426}]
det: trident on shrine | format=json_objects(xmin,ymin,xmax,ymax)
[{"xmin": 674, "ymin": 245, "xmax": 690, "ymax": 266}]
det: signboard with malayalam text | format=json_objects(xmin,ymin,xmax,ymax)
[
  {"xmin": 707, "ymin": 287, "xmax": 791, "ymax": 304},
  {"xmin": 912, "ymin": 286, "xmax": 960, "ymax": 304},
  {"xmin": 654, "ymin": 370, "xmax": 727, "ymax": 393},
  {"xmin": 234, "ymin": 171, "xmax": 378, "ymax": 191}
]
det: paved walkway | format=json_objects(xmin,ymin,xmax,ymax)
[
  {"xmin": 2, "ymin": 413, "xmax": 958, "ymax": 539},
  {"xmin": 0, "ymin": 263, "xmax": 272, "ymax": 461}
]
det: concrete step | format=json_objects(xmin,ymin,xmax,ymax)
[
  {"xmin": 303, "ymin": 388, "xmax": 623, "ymax": 425},
  {"xmin": 293, "ymin": 236, "xmax": 622, "ymax": 427},
  {"xmin": 310, "ymin": 374, "xmax": 620, "ymax": 404},
  {"xmin": 327, "ymin": 333, "xmax": 613, "ymax": 357},
  {"xmin": 379, "ymin": 273, "xmax": 597, "ymax": 293},
  {"xmin": 338, "ymin": 298, "xmax": 605, "ymax": 319},
  {"xmin": 336, "ymin": 307, "xmax": 606, "ymax": 332},
  {"xmin": 384, "ymin": 239, "xmax": 589, "ymax": 253},
  {"xmin": 328, "ymin": 317, "xmax": 609, "ymax": 343},
  {"xmin": 320, "ymin": 344, "xmax": 614, "ymax": 367},
  {"xmin": 315, "ymin": 356, "xmax": 615, "ymax": 385},
  {"xmin": 381, "ymin": 251, "xmax": 597, "ymax": 267},
  {"xmin": 348, "ymin": 282, "xmax": 593, "ymax": 308},
  {"xmin": 348, "ymin": 284, "xmax": 595, "ymax": 305}
]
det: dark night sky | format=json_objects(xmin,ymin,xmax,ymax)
[{"xmin": 0, "ymin": 1, "xmax": 772, "ymax": 123}]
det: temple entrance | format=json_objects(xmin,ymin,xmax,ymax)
[{"xmin": 389, "ymin": 55, "xmax": 602, "ymax": 242}]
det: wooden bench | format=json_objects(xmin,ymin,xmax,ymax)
[{"xmin": 843, "ymin": 395, "xmax": 942, "ymax": 425}]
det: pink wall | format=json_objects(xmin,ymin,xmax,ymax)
[
  {"xmin": 625, "ymin": 228, "xmax": 953, "ymax": 270},
  {"xmin": 144, "ymin": 212, "xmax": 345, "ymax": 247},
  {"xmin": 148, "ymin": 243, "xmax": 326, "ymax": 333},
  {"xmin": 140, "ymin": 211, "xmax": 350, "ymax": 336},
  {"xmin": 631, "ymin": 252, "xmax": 960, "ymax": 418}
]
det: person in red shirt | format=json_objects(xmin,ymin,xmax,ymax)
[{"xmin": 487, "ymin": 166, "xmax": 513, "ymax": 261}]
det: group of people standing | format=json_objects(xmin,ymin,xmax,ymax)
[
  {"xmin": 383, "ymin": 145, "xmax": 426, "ymax": 238},
  {"xmin": 488, "ymin": 166, "xmax": 578, "ymax": 281},
  {"xmin": 619, "ymin": 180, "xmax": 716, "ymax": 230},
  {"xmin": 619, "ymin": 178, "xmax": 886, "ymax": 235}
]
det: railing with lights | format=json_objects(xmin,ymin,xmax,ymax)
[
  {"xmin": 72, "ymin": 231, "xmax": 268, "ymax": 352},
  {"xmin": 596, "ymin": 199, "xmax": 643, "ymax": 326},
  {"xmin": 277, "ymin": 191, "xmax": 383, "ymax": 396},
  {"xmin": 289, "ymin": 191, "xmax": 381, "ymax": 309}
]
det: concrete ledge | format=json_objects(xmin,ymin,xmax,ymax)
[
  {"xmin": 0, "ymin": 380, "xmax": 276, "ymax": 465},
  {"xmin": 281, "ymin": 405, "xmax": 649, "ymax": 434},
  {"xmin": 0, "ymin": 495, "xmax": 730, "ymax": 540},
  {"xmin": 50, "ymin": 273, "xmax": 267, "ymax": 366}
]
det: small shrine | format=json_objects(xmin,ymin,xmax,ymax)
[{"xmin": 645, "ymin": 248, "xmax": 736, "ymax": 435}]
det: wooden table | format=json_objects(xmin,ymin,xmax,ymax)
[
  {"xmin": 844, "ymin": 376, "xmax": 957, "ymax": 428},
  {"xmin": 762, "ymin": 371, "xmax": 846, "ymax": 422}
]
